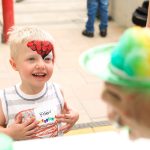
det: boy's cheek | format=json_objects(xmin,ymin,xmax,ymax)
[
  {"xmin": 126, "ymin": 93, "xmax": 138, "ymax": 101},
  {"xmin": 122, "ymin": 110, "xmax": 132, "ymax": 120}
]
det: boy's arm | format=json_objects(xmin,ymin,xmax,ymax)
[
  {"xmin": 0, "ymin": 100, "xmax": 8, "ymax": 131},
  {"xmin": 55, "ymin": 88, "xmax": 79, "ymax": 133}
]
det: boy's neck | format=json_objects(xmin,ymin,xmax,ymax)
[{"xmin": 20, "ymin": 83, "xmax": 45, "ymax": 95}]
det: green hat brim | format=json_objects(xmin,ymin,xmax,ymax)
[{"xmin": 80, "ymin": 43, "xmax": 150, "ymax": 88}]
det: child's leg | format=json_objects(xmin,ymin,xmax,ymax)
[
  {"xmin": 86, "ymin": 0, "xmax": 98, "ymax": 33},
  {"xmin": 99, "ymin": 0, "xmax": 108, "ymax": 31}
]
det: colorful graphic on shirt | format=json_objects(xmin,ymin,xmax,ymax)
[
  {"xmin": 34, "ymin": 105, "xmax": 56, "ymax": 125},
  {"xmin": 27, "ymin": 40, "xmax": 54, "ymax": 59},
  {"xmin": 15, "ymin": 107, "xmax": 58, "ymax": 138}
]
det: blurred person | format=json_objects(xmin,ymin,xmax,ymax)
[
  {"xmin": 0, "ymin": 26, "xmax": 79, "ymax": 141},
  {"xmin": 146, "ymin": 0, "xmax": 150, "ymax": 27},
  {"xmin": 82, "ymin": 0, "xmax": 109, "ymax": 38},
  {"xmin": 80, "ymin": 26, "xmax": 150, "ymax": 139}
]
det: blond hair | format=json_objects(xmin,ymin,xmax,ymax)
[{"xmin": 8, "ymin": 26, "xmax": 55, "ymax": 60}]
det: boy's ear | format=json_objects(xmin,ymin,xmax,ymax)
[{"xmin": 9, "ymin": 58, "xmax": 18, "ymax": 71}]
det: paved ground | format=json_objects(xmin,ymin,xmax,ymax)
[{"xmin": 0, "ymin": 0, "xmax": 125, "ymax": 134}]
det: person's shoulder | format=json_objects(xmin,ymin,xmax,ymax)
[
  {"xmin": 0, "ymin": 85, "xmax": 14, "ymax": 99},
  {"xmin": 0, "ymin": 85, "xmax": 17, "ymax": 95}
]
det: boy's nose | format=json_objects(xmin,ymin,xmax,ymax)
[
  {"xmin": 107, "ymin": 105, "xmax": 117, "ymax": 121},
  {"xmin": 35, "ymin": 59, "xmax": 45, "ymax": 69}
]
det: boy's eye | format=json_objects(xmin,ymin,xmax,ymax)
[
  {"xmin": 44, "ymin": 53, "xmax": 53, "ymax": 62},
  {"xmin": 107, "ymin": 90, "xmax": 121, "ymax": 101},
  {"xmin": 28, "ymin": 57, "xmax": 35, "ymax": 61},
  {"xmin": 44, "ymin": 57, "xmax": 52, "ymax": 61}
]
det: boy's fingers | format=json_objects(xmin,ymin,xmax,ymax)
[
  {"xmin": 59, "ymin": 124, "xmax": 71, "ymax": 133},
  {"xmin": 55, "ymin": 114, "xmax": 65, "ymax": 118},
  {"xmin": 26, "ymin": 121, "xmax": 39, "ymax": 131},
  {"xmin": 26, "ymin": 128, "xmax": 38, "ymax": 136},
  {"xmin": 15, "ymin": 114, "xmax": 22, "ymax": 124},
  {"xmin": 23, "ymin": 118, "xmax": 36, "ymax": 126},
  {"xmin": 56, "ymin": 114, "xmax": 72, "ymax": 123}
]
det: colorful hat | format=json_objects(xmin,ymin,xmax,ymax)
[{"xmin": 80, "ymin": 26, "xmax": 150, "ymax": 87}]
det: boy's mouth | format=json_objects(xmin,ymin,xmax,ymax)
[{"xmin": 32, "ymin": 73, "xmax": 47, "ymax": 77}]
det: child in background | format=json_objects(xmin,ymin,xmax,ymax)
[
  {"xmin": 0, "ymin": 26, "xmax": 79, "ymax": 140},
  {"xmin": 80, "ymin": 26, "xmax": 150, "ymax": 139},
  {"xmin": 82, "ymin": 0, "xmax": 108, "ymax": 37}
]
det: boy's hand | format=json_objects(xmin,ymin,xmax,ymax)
[
  {"xmin": 55, "ymin": 102, "xmax": 79, "ymax": 133},
  {"xmin": 7, "ymin": 114, "xmax": 39, "ymax": 140}
]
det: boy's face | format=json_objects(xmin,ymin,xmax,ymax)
[
  {"xmin": 101, "ymin": 82, "xmax": 150, "ymax": 139},
  {"xmin": 10, "ymin": 43, "xmax": 54, "ymax": 90}
]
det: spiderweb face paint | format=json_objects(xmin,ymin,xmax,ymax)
[{"xmin": 27, "ymin": 40, "xmax": 54, "ymax": 59}]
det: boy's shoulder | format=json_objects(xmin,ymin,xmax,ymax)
[
  {"xmin": 0, "ymin": 85, "xmax": 16, "ymax": 101},
  {"xmin": 0, "ymin": 85, "xmax": 16, "ymax": 94}
]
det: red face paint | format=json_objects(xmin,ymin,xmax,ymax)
[{"xmin": 27, "ymin": 40, "xmax": 54, "ymax": 59}]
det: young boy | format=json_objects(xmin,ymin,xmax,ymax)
[
  {"xmin": 80, "ymin": 26, "xmax": 150, "ymax": 139},
  {"xmin": 0, "ymin": 26, "xmax": 79, "ymax": 140}
]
